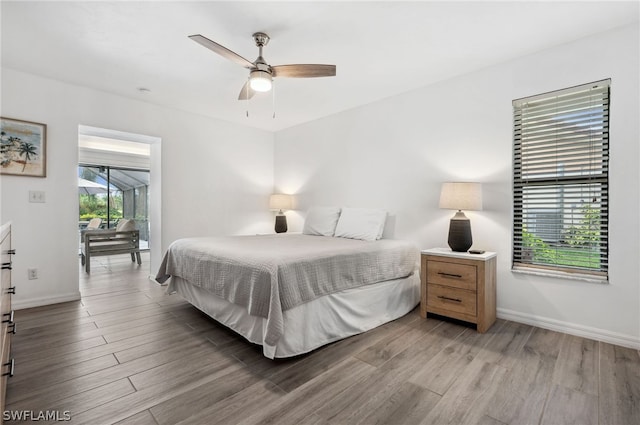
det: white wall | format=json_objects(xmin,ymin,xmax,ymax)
[
  {"xmin": 274, "ymin": 24, "xmax": 640, "ymax": 348},
  {"xmin": 0, "ymin": 68, "xmax": 275, "ymax": 309}
]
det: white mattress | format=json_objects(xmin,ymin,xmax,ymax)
[{"xmin": 171, "ymin": 272, "xmax": 420, "ymax": 358}]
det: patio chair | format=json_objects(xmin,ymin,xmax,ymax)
[
  {"xmin": 81, "ymin": 219, "xmax": 141, "ymax": 273},
  {"xmin": 86, "ymin": 218, "xmax": 102, "ymax": 230}
]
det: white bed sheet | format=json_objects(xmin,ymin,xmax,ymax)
[
  {"xmin": 171, "ymin": 272, "xmax": 420, "ymax": 358},
  {"xmin": 158, "ymin": 234, "xmax": 419, "ymax": 347}
]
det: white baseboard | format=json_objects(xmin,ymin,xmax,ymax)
[
  {"xmin": 497, "ymin": 308, "xmax": 640, "ymax": 350},
  {"xmin": 12, "ymin": 292, "xmax": 82, "ymax": 310}
]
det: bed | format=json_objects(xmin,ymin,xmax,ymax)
[{"xmin": 156, "ymin": 209, "xmax": 420, "ymax": 358}]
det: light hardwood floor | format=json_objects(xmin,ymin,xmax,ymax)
[{"xmin": 5, "ymin": 253, "xmax": 640, "ymax": 424}]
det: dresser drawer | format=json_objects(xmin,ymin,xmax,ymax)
[
  {"xmin": 0, "ymin": 325, "xmax": 10, "ymax": 414},
  {"xmin": 1, "ymin": 286, "xmax": 10, "ymax": 319},
  {"xmin": 427, "ymin": 260, "xmax": 477, "ymax": 291},
  {"xmin": 427, "ymin": 284, "xmax": 477, "ymax": 317}
]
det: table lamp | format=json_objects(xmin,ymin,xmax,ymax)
[
  {"xmin": 269, "ymin": 194, "xmax": 293, "ymax": 233},
  {"xmin": 439, "ymin": 182, "xmax": 483, "ymax": 252}
]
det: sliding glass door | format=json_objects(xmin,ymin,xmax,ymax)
[{"xmin": 78, "ymin": 164, "xmax": 150, "ymax": 249}]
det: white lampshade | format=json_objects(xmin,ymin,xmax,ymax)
[
  {"xmin": 439, "ymin": 182, "xmax": 483, "ymax": 211},
  {"xmin": 250, "ymin": 69, "xmax": 273, "ymax": 92},
  {"xmin": 269, "ymin": 194, "xmax": 293, "ymax": 211}
]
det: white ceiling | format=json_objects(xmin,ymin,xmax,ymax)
[{"xmin": 2, "ymin": 1, "xmax": 638, "ymax": 132}]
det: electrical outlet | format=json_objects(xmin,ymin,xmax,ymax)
[{"xmin": 28, "ymin": 268, "xmax": 38, "ymax": 280}]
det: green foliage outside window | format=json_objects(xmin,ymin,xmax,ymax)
[
  {"xmin": 79, "ymin": 194, "xmax": 123, "ymax": 221},
  {"xmin": 562, "ymin": 204, "xmax": 601, "ymax": 246},
  {"xmin": 522, "ymin": 204, "xmax": 601, "ymax": 269}
]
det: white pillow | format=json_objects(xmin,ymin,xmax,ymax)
[
  {"xmin": 302, "ymin": 207, "xmax": 342, "ymax": 236},
  {"xmin": 334, "ymin": 208, "xmax": 387, "ymax": 241}
]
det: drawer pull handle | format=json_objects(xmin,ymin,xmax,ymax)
[
  {"xmin": 2, "ymin": 310, "xmax": 13, "ymax": 324},
  {"xmin": 3, "ymin": 359, "xmax": 14, "ymax": 377},
  {"xmin": 6, "ymin": 250, "xmax": 16, "ymax": 255},
  {"xmin": 7, "ymin": 286, "xmax": 15, "ymax": 295},
  {"xmin": 438, "ymin": 272, "xmax": 462, "ymax": 279},
  {"xmin": 1, "ymin": 262, "xmax": 11, "ymax": 270},
  {"xmin": 438, "ymin": 295, "xmax": 462, "ymax": 303},
  {"xmin": 9, "ymin": 322, "xmax": 16, "ymax": 335}
]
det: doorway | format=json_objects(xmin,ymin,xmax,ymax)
[{"xmin": 78, "ymin": 125, "xmax": 161, "ymax": 276}]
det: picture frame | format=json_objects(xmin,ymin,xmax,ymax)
[{"xmin": 0, "ymin": 117, "xmax": 47, "ymax": 177}]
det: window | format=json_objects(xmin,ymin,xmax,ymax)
[{"xmin": 512, "ymin": 79, "xmax": 610, "ymax": 281}]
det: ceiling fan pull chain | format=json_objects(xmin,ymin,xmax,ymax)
[
  {"xmin": 246, "ymin": 78, "xmax": 250, "ymax": 117},
  {"xmin": 272, "ymin": 81, "xmax": 276, "ymax": 119}
]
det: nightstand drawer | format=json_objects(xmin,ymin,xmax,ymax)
[
  {"xmin": 427, "ymin": 284, "xmax": 477, "ymax": 316},
  {"xmin": 427, "ymin": 260, "xmax": 476, "ymax": 291}
]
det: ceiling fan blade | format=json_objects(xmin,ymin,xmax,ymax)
[
  {"xmin": 238, "ymin": 81, "xmax": 256, "ymax": 100},
  {"xmin": 272, "ymin": 64, "xmax": 336, "ymax": 78},
  {"xmin": 189, "ymin": 34, "xmax": 254, "ymax": 69}
]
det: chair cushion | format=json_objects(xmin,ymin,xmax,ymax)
[
  {"xmin": 86, "ymin": 218, "xmax": 102, "ymax": 230},
  {"xmin": 116, "ymin": 219, "xmax": 135, "ymax": 232}
]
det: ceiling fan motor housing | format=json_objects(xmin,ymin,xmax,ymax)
[{"xmin": 252, "ymin": 32, "xmax": 270, "ymax": 47}]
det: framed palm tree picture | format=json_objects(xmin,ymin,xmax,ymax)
[{"xmin": 0, "ymin": 117, "xmax": 47, "ymax": 177}]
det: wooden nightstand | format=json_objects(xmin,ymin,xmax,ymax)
[{"xmin": 420, "ymin": 248, "xmax": 497, "ymax": 333}]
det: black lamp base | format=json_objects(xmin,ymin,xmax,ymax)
[
  {"xmin": 448, "ymin": 210, "xmax": 472, "ymax": 252},
  {"xmin": 275, "ymin": 215, "xmax": 288, "ymax": 233}
]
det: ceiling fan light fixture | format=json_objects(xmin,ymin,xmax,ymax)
[
  {"xmin": 249, "ymin": 69, "xmax": 272, "ymax": 92},
  {"xmin": 189, "ymin": 33, "xmax": 336, "ymax": 102}
]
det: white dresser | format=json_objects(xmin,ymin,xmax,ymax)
[{"xmin": 0, "ymin": 223, "xmax": 15, "ymax": 415}]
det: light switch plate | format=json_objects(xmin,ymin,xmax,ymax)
[{"xmin": 28, "ymin": 190, "xmax": 45, "ymax": 203}]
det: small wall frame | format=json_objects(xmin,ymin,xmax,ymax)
[{"xmin": 0, "ymin": 117, "xmax": 47, "ymax": 177}]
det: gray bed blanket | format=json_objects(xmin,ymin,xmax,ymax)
[{"xmin": 156, "ymin": 234, "xmax": 418, "ymax": 346}]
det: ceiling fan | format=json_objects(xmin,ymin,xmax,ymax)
[{"xmin": 189, "ymin": 32, "xmax": 336, "ymax": 100}]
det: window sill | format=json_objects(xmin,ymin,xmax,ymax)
[{"xmin": 512, "ymin": 266, "xmax": 608, "ymax": 284}]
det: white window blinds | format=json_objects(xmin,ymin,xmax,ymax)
[{"xmin": 512, "ymin": 79, "xmax": 610, "ymax": 279}]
